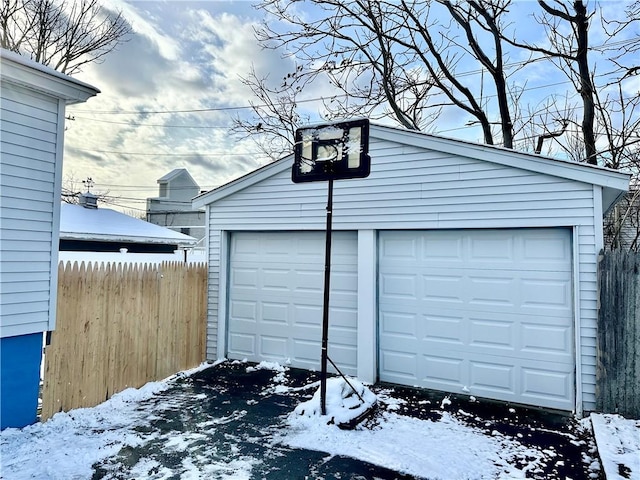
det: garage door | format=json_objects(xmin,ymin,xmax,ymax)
[
  {"xmin": 228, "ymin": 231, "xmax": 358, "ymax": 375},
  {"xmin": 379, "ymin": 229, "xmax": 574, "ymax": 410}
]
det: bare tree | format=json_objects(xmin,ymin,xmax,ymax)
[
  {"xmin": 1, "ymin": 0, "xmax": 131, "ymax": 74},
  {"xmin": 498, "ymin": 1, "xmax": 598, "ymax": 164},
  {"xmin": 250, "ymin": 0, "xmax": 554, "ymax": 150},
  {"xmin": 230, "ymin": 65, "xmax": 310, "ymax": 160},
  {"xmin": 244, "ymin": 0, "xmax": 637, "ymax": 178}
]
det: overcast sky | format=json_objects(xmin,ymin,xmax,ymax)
[{"xmin": 62, "ymin": 0, "xmax": 638, "ymax": 213}]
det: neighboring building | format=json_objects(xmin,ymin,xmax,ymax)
[
  {"xmin": 60, "ymin": 195, "xmax": 197, "ymax": 253},
  {"xmin": 193, "ymin": 123, "xmax": 629, "ymax": 415},
  {"xmin": 146, "ymin": 169, "xmax": 205, "ymax": 241},
  {"xmin": 604, "ymin": 186, "xmax": 639, "ymax": 251},
  {"xmin": 0, "ymin": 49, "xmax": 99, "ymax": 429}
]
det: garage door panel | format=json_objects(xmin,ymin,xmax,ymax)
[
  {"xmin": 381, "ymin": 311, "xmax": 420, "ymax": 339},
  {"xmin": 520, "ymin": 323, "xmax": 573, "ymax": 359},
  {"xmin": 521, "ymin": 367, "xmax": 573, "ymax": 405},
  {"xmin": 229, "ymin": 300, "xmax": 257, "ymax": 322},
  {"xmin": 228, "ymin": 231, "xmax": 358, "ymax": 375},
  {"xmin": 261, "ymin": 302, "xmax": 289, "ymax": 324},
  {"xmin": 422, "ymin": 354, "xmax": 465, "ymax": 387},
  {"xmin": 379, "ymin": 228, "xmax": 575, "ymax": 410},
  {"xmin": 380, "ymin": 350, "xmax": 419, "ymax": 381},
  {"xmin": 260, "ymin": 335, "xmax": 288, "ymax": 357},
  {"xmin": 230, "ymin": 267, "xmax": 259, "ymax": 289},
  {"xmin": 469, "ymin": 360, "xmax": 515, "ymax": 393},
  {"xmin": 380, "ymin": 273, "xmax": 418, "ymax": 300},
  {"xmin": 292, "ymin": 339, "xmax": 321, "ymax": 366},
  {"xmin": 228, "ymin": 332, "xmax": 256, "ymax": 356}
]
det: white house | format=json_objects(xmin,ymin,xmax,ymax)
[
  {"xmin": 193, "ymin": 123, "xmax": 629, "ymax": 414},
  {"xmin": 0, "ymin": 49, "xmax": 99, "ymax": 429},
  {"xmin": 146, "ymin": 169, "xmax": 206, "ymax": 241}
]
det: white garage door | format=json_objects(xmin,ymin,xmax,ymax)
[
  {"xmin": 228, "ymin": 231, "xmax": 358, "ymax": 375},
  {"xmin": 379, "ymin": 229, "xmax": 574, "ymax": 410}
]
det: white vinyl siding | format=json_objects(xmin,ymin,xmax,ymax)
[
  {"xmin": 206, "ymin": 229, "xmax": 221, "ymax": 360},
  {"xmin": 0, "ymin": 84, "xmax": 60, "ymax": 337},
  {"xmin": 203, "ymin": 133, "xmax": 616, "ymax": 411}
]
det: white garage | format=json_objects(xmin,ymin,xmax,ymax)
[{"xmin": 194, "ymin": 124, "xmax": 629, "ymax": 413}]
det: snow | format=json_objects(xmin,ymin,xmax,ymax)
[
  {"xmin": 1, "ymin": 361, "xmax": 638, "ymax": 480},
  {"xmin": 591, "ymin": 413, "xmax": 640, "ymax": 480},
  {"xmin": 60, "ymin": 203, "xmax": 196, "ymax": 245},
  {"xmin": 282, "ymin": 410, "xmax": 548, "ymax": 479},
  {"xmin": 0, "ymin": 378, "xmax": 170, "ymax": 479},
  {"xmin": 291, "ymin": 376, "xmax": 377, "ymax": 426}
]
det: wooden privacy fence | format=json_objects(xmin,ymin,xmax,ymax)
[
  {"xmin": 597, "ymin": 250, "xmax": 640, "ymax": 418},
  {"xmin": 41, "ymin": 261, "xmax": 207, "ymax": 421}
]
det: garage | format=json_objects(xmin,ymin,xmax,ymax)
[
  {"xmin": 378, "ymin": 228, "xmax": 574, "ymax": 410},
  {"xmin": 194, "ymin": 123, "xmax": 629, "ymax": 413},
  {"xmin": 227, "ymin": 231, "xmax": 358, "ymax": 375}
]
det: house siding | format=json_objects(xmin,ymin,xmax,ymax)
[
  {"xmin": 204, "ymin": 136, "xmax": 608, "ymax": 412},
  {"xmin": 0, "ymin": 83, "xmax": 60, "ymax": 338}
]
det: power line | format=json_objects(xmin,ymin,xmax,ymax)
[
  {"xmin": 72, "ymin": 116, "xmax": 231, "ymax": 128},
  {"xmin": 70, "ymin": 147, "xmax": 262, "ymax": 157}
]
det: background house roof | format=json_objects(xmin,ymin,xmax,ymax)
[
  {"xmin": 60, "ymin": 203, "xmax": 196, "ymax": 246},
  {"xmin": 157, "ymin": 168, "xmax": 198, "ymax": 185}
]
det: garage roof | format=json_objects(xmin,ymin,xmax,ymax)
[{"xmin": 193, "ymin": 123, "xmax": 630, "ymax": 212}]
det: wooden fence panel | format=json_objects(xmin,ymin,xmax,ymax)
[
  {"xmin": 597, "ymin": 250, "xmax": 640, "ymax": 418},
  {"xmin": 41, "ymin": 261, "xmax": 207, "ymax": 420}
]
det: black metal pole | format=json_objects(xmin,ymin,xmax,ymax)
[{"xmin": 320, "ymin": 177, "xmax": 334, "ymax": 416}]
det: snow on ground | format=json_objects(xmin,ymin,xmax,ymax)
[
  {"xmin": 282, "ymin": 389, "xmax": 549, "ymax": 479},
  {"xmin": 1, "ymin": 361, "xmax": 636, "ymax": 480},
  {"xmin": 0, "ymin": 378, "xmax": 171, "ymax": 479},
  {"xmin": 591, "ymin": 413, "xmax": 640, "ymax": 480}
]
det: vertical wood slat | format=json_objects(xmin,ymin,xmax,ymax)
[
  {"xmin": 41, "ymin": 261, "xmax": 207, "ymax": 421},
  {"xmin": 596, "ymin": 250, "xmax": 640, "ymax": 418}
]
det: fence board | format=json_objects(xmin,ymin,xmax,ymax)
[
  {"xmin": 41, "ymin": 261, "xmax": 207, "ymax": 420},
  {"xmin": 597, "ymin": 250, "xmax": 640, "ymax": 418}
]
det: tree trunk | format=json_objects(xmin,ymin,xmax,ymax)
[{"xmin": 575, "ymin": 0, "xmax": 597, "ymax": 165}]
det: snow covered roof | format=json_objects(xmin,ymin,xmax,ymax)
[
  {"xmin": 59, "ymin": 203, "xmax": 196, "ymax": 246},
  {"xmin": 0, "ymin": 48, "xmax": 100, "ymax": 104}
]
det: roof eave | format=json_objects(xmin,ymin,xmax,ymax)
[
  {"xmin": 0, "ymin": 49, "xmax": 100, "ymax": 104},
  {"xmin": 193, "ymin": 155, "xmax": 293, "ymax": 209},
  {"xmin": 59, "ymin": 232, "xmax": 197, "ymax": 246}
]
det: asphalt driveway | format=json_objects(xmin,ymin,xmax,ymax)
[{"xmin": 84, "ymin": 361, "xmax": 601, "ymax": 480}]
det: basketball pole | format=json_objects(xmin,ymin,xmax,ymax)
[{"xmin": 320, "ymin": 176, "xmax": 334, "ymax": 416}]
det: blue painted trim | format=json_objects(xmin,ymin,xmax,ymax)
[{"xmin": 1, "ymin": 333, "xmax": 43, "ymax": 429}]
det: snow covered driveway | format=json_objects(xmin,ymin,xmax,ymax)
[{"xmin": 1, "ymin": 361, "xmax": 611, "ymax": 479}]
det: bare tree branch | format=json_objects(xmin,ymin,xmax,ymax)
[{"xmin": 0, "ymin": 0, "xmax": 132, "ymax": 74}]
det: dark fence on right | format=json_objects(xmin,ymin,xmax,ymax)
[{"xmin": 597, "ymin": 250, "xmax": 640, "ymax": 418}]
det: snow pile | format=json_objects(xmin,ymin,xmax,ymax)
[
  {"xmin": 591, "ymin": 413, "xmax": 640, "ymax": 480},
  {"xmin": 281, "ymin": 408, "xmax": 550, "ymax": 479},
  {"xmin": 292, "ymin": 377, "xmax": 377, "ymax": 427}
]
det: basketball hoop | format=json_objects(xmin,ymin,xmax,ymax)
[
  {"xmin": 292, "ymin": 119, "xmax": 370, "ymax": 183},
  {"xmin": 291, "ymin": 119, "xmax": 371, "ymax": 416}
]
